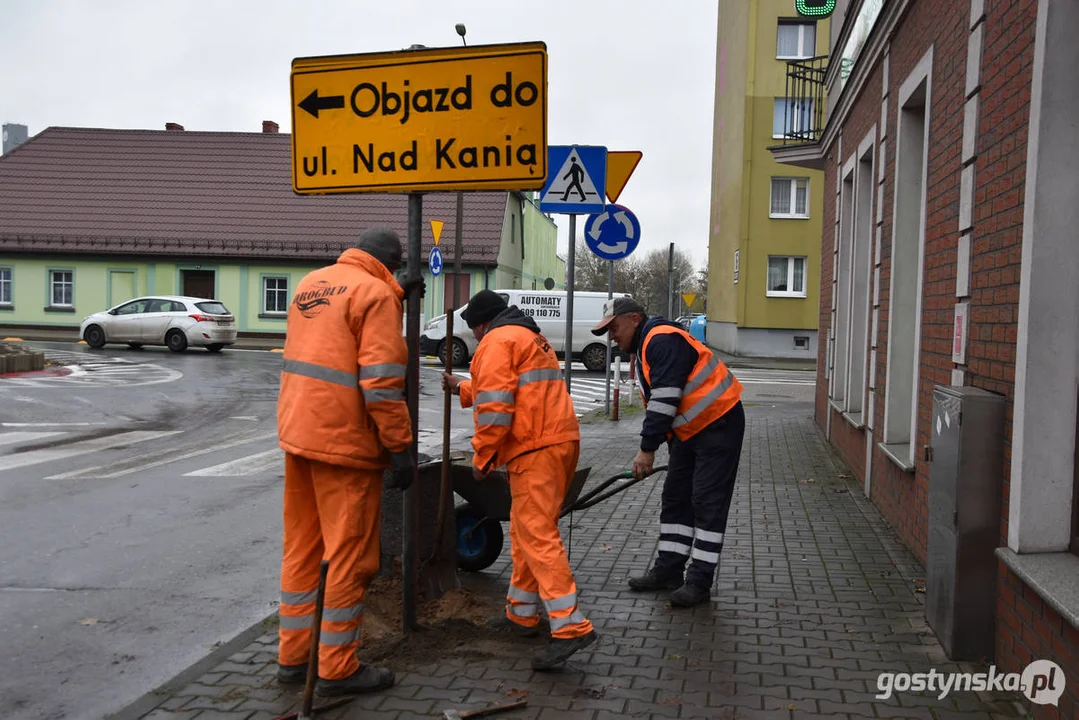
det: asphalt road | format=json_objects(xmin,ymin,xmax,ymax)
[{"xmin": 0, "ymin": 342, "xmax": 815, "ymax": 719}]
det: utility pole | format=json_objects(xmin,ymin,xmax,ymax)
[{"xmin": 667, "ymin": 242, "xmax": 675, "ymax": 318}]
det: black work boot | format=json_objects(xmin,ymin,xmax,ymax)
[
  {"xmin": 627, "ymin": 567, "xmax": 683, "ymax": 591},
  {"xmin": 531, "ymin": 630, "xmax": 598, "ymax": 670},
  {"xmin": 488, "ymin": 612, "xmax": 543, "ymax": 638},
  {"xmin": 277, "ymin": 662, "xmax": 307, "ymax": 684},
  {"xmin": 315, "ymin": 665, "xmax": 395, "ymax": 696},
  {"xmin": 670, "ymin": 583, "xmax": 711, "ymax": 607}
]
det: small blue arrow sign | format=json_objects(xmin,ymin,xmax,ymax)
[
  {"xmin": 428, "ymin": 246, "xmax": 443, "ymax": 277},
  {"xmin": 584, "ymin": 204, "xmax": 641, "ymax": 261}
]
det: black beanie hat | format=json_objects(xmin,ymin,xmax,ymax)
[{"xmin": 461, "ymin": 289, "xmax": 508, "ymax": 329}]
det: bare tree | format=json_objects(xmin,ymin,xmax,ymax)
[{"xmin": 572, "ymin": 237, "xmax": 643, "ymax": 295}]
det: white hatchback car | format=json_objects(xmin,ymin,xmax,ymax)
[{"xmin": 80, "ymin": 296, "xmax": 237, "ymax": 352}]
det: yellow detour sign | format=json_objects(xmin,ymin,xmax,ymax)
[
  {"xmin": 681, "ymin": 292, "xmax": 697, "ymax": 309},
  {"xmin": 605, "ymin": 150, "xmax": 643, "ymax": 203},
  {"xmin": 290, "ymin": 42, "xmax": 548, "ymax": 195}
]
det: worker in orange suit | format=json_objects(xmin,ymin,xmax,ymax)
[
  {"xmin": 441, "ymin": 289, "xmax": 598, "ymax": 670},
  {"xmin": 276, "ymin": 227, "xmax": 421, "ymax": 696}
]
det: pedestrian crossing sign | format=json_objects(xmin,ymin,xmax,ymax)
[{"xmin": 539, "ymin": 145, "xmax": 607, "ymax": 214}]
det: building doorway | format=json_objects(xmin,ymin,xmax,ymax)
[{"xmin": 181, "ymin": 270, "xmax": 215, "ymax": 299}]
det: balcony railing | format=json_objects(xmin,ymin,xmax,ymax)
[{"xmin": 780, "ymin": 55, "xmax": 828, "ymax": 144}]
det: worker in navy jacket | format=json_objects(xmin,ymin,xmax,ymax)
[{"xmin": 592, "ymin": 297, "xmax": 746, "ymax": 607}]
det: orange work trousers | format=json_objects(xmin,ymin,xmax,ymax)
[
  {"xmin": 504, "ymin": 440, "xmax": 594, "ymax": 639},
  {"xmin": 278, "ymin": 452, "xmax": 381, "ymax": 680}
]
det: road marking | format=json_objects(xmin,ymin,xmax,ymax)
[
  {"xmin": 46, "ymin": 431, "xmax": 279, "ymax": 479},
  {"xmin": 0, "ymin": 431, "xmax": 65, "ymax": 446},
  {"xmin": 228, "ymin": 416, "xmax": 259, "ymax": 421},
  {"xmin": 0, "ymin": 431, "xmax": 182, "ymax": 473},
  {"xmin": 184, "ymin": 448, "xmax": 283, "ymax": 477},
  {"xmin": 1, "ymin": 422, "xmax": 107, "ymax": 427}
]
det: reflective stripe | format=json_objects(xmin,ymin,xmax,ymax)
[
  {"xmin": 321, "ymin": 627, "xmax": 362, "ymax": 646},
  {"xmin": 673, "ymin": 372, "xmax": 735, "ymax": 428},
  {"xmin": 359, "ymin": 363, "xmax": 406, "ymax": 379},
  {"xmin": 283, "ymin": 359, "xmax": 357, "ymax": 389},
  {"xmin": 476, "ymin": 390, "xmax": 516, "ymax": 405},
  {"xmin": 477, "ymin": 412, "xmax": 512, "ymax": 426},
  {"xmin": 683, "ymin": 356, "xmax": 720, "ymax": 397},
  {"xmin": 660, "ymin": 523, "xmax": 695, "ymax": 538},
  {"xmin": 543, "ymin": 593, "xmax": 578, "ymax": 613},
  {"xmin": 281, "ymin": 589, "xmax": 318, "ymax": 606},
  {"xmin": 508, "ymin": 603, "xmax": 538, "ymax": 618},
  {"xmin": 650, "ymin": 387, "xmax": 682, "ymax": 400},
  {"xmin": 279, "ymin": 613, "xmax": 313, "ymax": 630},
  {"xmin": 519, "ymin": 368, "xmax": 563, "ymax": 385},
  {"xmin": 508, "ymin": 586, "xmax": 540, "ymax": 603},
  {"xmin": 322, "ymin": 603, "xmax": 364, "ymax": 623},
  {"xmin": 658, "ymin": 540, "xmax": 692, "ymax": 556},
  {"xmin": 362, "ymin": 387, "xmax": 404, "ymax": 403},
  {"xmin": 647, "ymin": 401, "xmax": 677, "ymax": 416},
  {"xmin": 695, "ymin": 529, "xmax": 725, "ymax": 543},
  {"xmin": 691, "ymin": 547, "xmax": 720, "ymax": 564},
  {"xmin": 550, "ymin": 609, "xmax": 586, "ymax": 632}
]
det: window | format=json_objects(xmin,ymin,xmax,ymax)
[
  {"xmin": 770, "ymin": 178, "xmax": 810, "ymax": 218},
  {"xmin": 777, "ymin": 21, "xmax": 816, "ymax": 59},
  {"xmin": 264, "ymin": 276, "xmax": 289, "ymax": 314},
  {"xmin": 773, "ymin": 99, "xmax": 815, "ymax": 138},
  {"xmin": 0, "ymin": 267, "xmax": 11, "ymax": 305},
  {"xmin": 767, "ymin": 256, "xmax": 807, "ymax": 297},
  {"xmin": 795, "ymin": 336, "xmax": 810, "ymax": 350},
  {"xmin": 115, "ymin": 299, "xmax": 149, "ymax": 315},
  {"xmin": 50, "ymin": 270, "xmax": 73, "ymax": 306}
]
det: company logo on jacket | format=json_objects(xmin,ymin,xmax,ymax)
[{"xmin": 293, "ymin": 281, "xmax": 349, "ymax": 318}]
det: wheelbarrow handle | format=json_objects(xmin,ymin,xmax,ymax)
[{"xmin": 562, "ymin": 465, "xmax": 668, "ymax": 515}]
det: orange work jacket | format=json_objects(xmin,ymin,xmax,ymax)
[
  {"xmin": 459, "ymin": 308, "xmax": 579, "ymax": 471},
  {"xmin": 277, "ymin": 249, "xmax": 412, "ymax": 469},
  {"xmin": 639, "ymin": 323, "xmax": 743, "ymax": 442}
]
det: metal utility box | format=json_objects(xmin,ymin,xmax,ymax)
[{"xmin": 925, "ymin": 385, "xmax": 1006, "ymax": 662}]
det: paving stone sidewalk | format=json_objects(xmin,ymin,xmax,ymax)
[{"xmin": 114, "ymin": 409, "xmax": 1028, "ymax": 720}]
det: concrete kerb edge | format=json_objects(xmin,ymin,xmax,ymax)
[{"xmin": 106, "ymin": 611, "xmax": 278, "ymax": 720}]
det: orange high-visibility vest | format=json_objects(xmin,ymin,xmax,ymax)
[
  {"xmin": 639, "ymin": 325, "xmax": 743, "ymax": 441},
  {"xmin": 278, "ymin": 249, "xmax": 412, "ymax": 469}
]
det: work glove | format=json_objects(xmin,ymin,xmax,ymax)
[
  {"xmin": 399, "ymin": 276, "xmax": 426, "ymax": 298},
  {"xmin": 387, "ymin": 450, "xmax": 415, "ymax": 490}
]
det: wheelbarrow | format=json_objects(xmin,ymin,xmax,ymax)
[{"xmin": 452, "ymin": 458, "xmax": 669, "ymax": 572}]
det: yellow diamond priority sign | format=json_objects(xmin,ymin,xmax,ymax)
[{"xmin": 291, "ymin": 42, "xmax": 548, "ymax": 195}]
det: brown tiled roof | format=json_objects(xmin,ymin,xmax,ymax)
[{"xmin": 0, "ymin": 127, "xmax": 511, "ymax": 264}]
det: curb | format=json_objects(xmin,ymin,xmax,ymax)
[{"xmin": 106, "ymin": 612, "xmax": 278, "ymax": 720}]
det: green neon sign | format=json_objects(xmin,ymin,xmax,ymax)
[{"xmin": 796, "ymin": 0, "xmax": 836, "ymax": 17}]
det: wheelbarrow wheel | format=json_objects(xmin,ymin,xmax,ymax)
[{"xmin": 455, "ymin": 504, "xmax": 504, "ymax": 572}]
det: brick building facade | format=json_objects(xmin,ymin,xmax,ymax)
[{"xmin": 772, "ymin": 0, "xmax": 1079, "ymax": 715}]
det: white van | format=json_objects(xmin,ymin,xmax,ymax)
[{"xmin": 419, "ymin": 289, "xmax": 632, "ymax": 371}]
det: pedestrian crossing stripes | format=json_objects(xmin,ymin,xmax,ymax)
[
  {"xmin": 450, "ymin": 370, "xmax": 635, "ymax": 409},
  {"xmin": 0, "ymin": 430, "xmax": 182, "ymax": 473}
]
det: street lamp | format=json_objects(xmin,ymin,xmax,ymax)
[{"xmin": 455, "ymin": 23, "xmax": 467, "ymax": 46}]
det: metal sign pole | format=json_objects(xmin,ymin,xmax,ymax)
[
  {"xmin": 403, "ymin": 192, "xmax": 422, "ymax": 633},
  {"xmin": 604, "ymin": 259, "xmax": 613, "ymax": 415},
  {"xmin": 564, "ymin": 214, "xmax": 576, "ymax": 393}
]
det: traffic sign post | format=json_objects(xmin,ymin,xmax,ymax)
[
  {"xmin": 429, "ymin": 246, "xmax": 444, "ymax": 276},
  {"xmin": 538, "ymin": 145, "xmax": 607, "ymax": 392},
  {"xmin": 290, "ymin": 42, "xmax": 548, "ymax": 195},
  {"xmin": 604, "ymin": 150, "xmax": 643, "ymax": 204},
  {"xmin": 584, "ymin": 204, "xmax": 641, "ymax": 261}
]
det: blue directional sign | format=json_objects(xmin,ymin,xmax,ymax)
[
  {"xmin": 584, "ymin": 204, "xmax": 641, "ymax": 261},
  {"xmin": 539, "ymin": 145, "xmax": 607, "ymax": 214},
  {"xmin": 428, "ymin": 246, "xmax": 443, "ymax": 276}
]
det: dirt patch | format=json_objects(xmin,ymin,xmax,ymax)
[{"xmin": 357, "ymin": 575, "xmax": 541, "ymax": 669}]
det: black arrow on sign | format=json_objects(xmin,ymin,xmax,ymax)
[{"xmin": 298, "ymin": 89, "xmax": 345, "ymax": 119}]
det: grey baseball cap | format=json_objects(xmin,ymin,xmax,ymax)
[{"xmin": 591, "ymin": 297, "xmax": 646, "ymax": 336}]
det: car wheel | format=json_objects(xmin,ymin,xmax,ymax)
[
  {"xmin": 437, "ymin": 338, "xmax": 469, "ymax": 368},
  {"xmin": 84, "ymin": 325, "xmax": 106, "ymax": 349},
  {"xmin": 581, "ymin": 343, "xmax": 609, "ymax": 373},
  {"xmin": 127, "ymin": 343, "xmax": 143, "ymax": 350},
  {"xmin": 205, "ymin": 344, "xmax": 224, "ymax": 353},
  {"xmin": 166, "ymin": 330, "xmax": 188, "ymax": 353}
]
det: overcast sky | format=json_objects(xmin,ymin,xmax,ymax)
[{"xmin": 0, "ymin": 0, "xmax": 719, "ymax": 268}]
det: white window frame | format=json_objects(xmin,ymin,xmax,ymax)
[
  {"xmin": 770, "ymin": 177, "xmax": 811, "ymax": 219},
  {"xmin": 776, "ymin": 21, "xmax": 816, "ymax": 60},
  {"xmin": 773, "ymin": 98, "xmax": 815, "ymax": 139},
  {"xmin": 263, "ymin": 276, "xmax": 289, "ymax": 314},
  {"xmin": 50, "ymin": 270, "xmax": 74, "ymax": 307},
  {"xmin": 0, "ymin": 267, "xmax": 11, "ymax": 305},
  {"xmin": 766, "ymin": 256, "xmax": 808, "ymax": 298}
]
